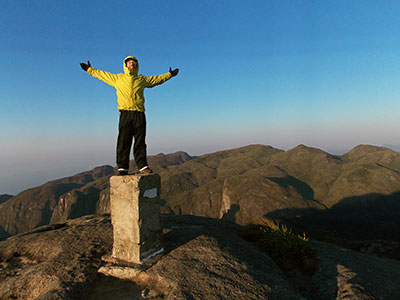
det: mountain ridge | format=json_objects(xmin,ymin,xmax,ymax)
[
  {"xmin": 1, "ymin": 144, "xmax": 400, "ymax": 244},
  {"xmin": 0, "ymin": 194, "xmax": 13, "ymax": 205},
  {"xmin": 0, "ymin": 151, "xmax": 193, "ymax": 239}
]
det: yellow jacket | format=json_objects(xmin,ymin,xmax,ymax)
[{"xmin": 87, "ymin": 56, "xmax": 172, "ymax": 112}]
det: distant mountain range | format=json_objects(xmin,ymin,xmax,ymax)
[
  {"xmin": 384, "ymin": 144, "xmax": 400, "ymax": 152},
  {"xmin": 1, "ymin": 144, "xmax": 400, "ymax": 242},
  {"xmin": 0, "ymin": 152, "xmax": 192, "ymax": 239},
  {"xmin": 0, "ymin": 194, "xmax": 13, "ymax": 205}
]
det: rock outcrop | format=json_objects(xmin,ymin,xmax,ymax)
[
  {"xmin": 0, "ymin": 166, "xmax": 114, "ymax": 239},
  {"xmin": 0, "ymin": 215, "xmax": 113, "ymax": 300},
  {"xmin": 311, "ymin": 240, "xmax": 400, "ymax": 299},
  {"xmin": 1, "ymin": 214, "xmax": 400, "ymax": 300}
]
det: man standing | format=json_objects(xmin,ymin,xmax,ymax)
[{"xmin": 80, "ymin": 56, "xmax": 179, "ymax": 175}]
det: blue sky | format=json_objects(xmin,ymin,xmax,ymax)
[{"xmin": 1, "ymin": 0, "xmax": 400, "ymax": 194}]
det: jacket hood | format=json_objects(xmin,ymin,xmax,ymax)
[{"xmin": 123, "ymin": 56, "xmax": 139, "ymax": 76}]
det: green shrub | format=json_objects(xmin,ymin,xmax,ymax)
[{"xmin": 241, "ymin": 220, "xmax": 318, "ymax": 274}]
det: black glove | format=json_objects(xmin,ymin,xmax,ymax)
[
  {"xmin": 80, "ymin": 60, "xmax": 91, "ymax": 72},
  {"xmin": 169, "ymin": 67, "xmax": 179, "ymax": 77}
]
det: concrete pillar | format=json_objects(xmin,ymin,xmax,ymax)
[{"xmin": 109, "ymin": 174, "xmax": 163, "ymax": 264}]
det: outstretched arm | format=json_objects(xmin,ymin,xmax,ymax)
[
  {"xmin": 79, "ymin": 60, "xmax": 118, "ymax": 87},
  {"xmin": 145, "ymin": 67, "xmax": 179, "ymax": 88}
]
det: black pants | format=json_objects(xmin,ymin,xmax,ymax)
[{"xmin": 117, "ymin": 110, "xmax": 148, "ymax": 170}]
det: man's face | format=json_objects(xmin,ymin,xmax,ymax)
[{"xmin": 126, "ymin": 59, "xmax": 138, "ymax": 71}]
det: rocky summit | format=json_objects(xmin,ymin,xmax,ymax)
[{"xmin": 1, "ymin": 214, "xmax": 400, "ymax": 300}]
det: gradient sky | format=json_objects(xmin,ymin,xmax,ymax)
[{"xmin": 1, "ymin": 0, "xmax": 400, "ymax": 195}]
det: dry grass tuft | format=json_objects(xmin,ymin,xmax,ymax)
[{"xmin": 240, "ymin": 218, "xmax": 318, "ymax": 275}]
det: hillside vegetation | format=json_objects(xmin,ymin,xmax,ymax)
[{"xmin": 1, "ymin": 144, "xmax": 400, "ymax": 242}]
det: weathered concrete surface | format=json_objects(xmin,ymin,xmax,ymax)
[
  {"xmin": 110, "ymin": 174, "xmax": 163, "ymax": 264},
  {"xmin": 98, "ymin": 263, "xmax": 142, "ymax": 280}
]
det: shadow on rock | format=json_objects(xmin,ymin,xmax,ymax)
[
  {"xmin": 310, "ymin": 240, "xmax": 400, "ymax": 299},
  {"xmin": 265, "ymin": 191, "xmax": 400, "ymax": 242},
  {"xmin": 221, "ymin": 204, "xmax": 240, "ymax": 222},
  {"xmin": 85, "ymin": 274, "xmax": 143, "ymax": 300},
  {"xmin": 262, "ymin": 192, "xmax": 400, "ymax": 299},
  {"xmin": 160, "ymin": 214, "xmax": 237, "ymax": 255},
  {"xmin": 159, "ymin": 214, "xmax": 300, "ymax": 299}
]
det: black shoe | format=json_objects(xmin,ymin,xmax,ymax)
[{"xmin": 115, "ymin": 168, "xmax": 128, "ymax": 176}]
